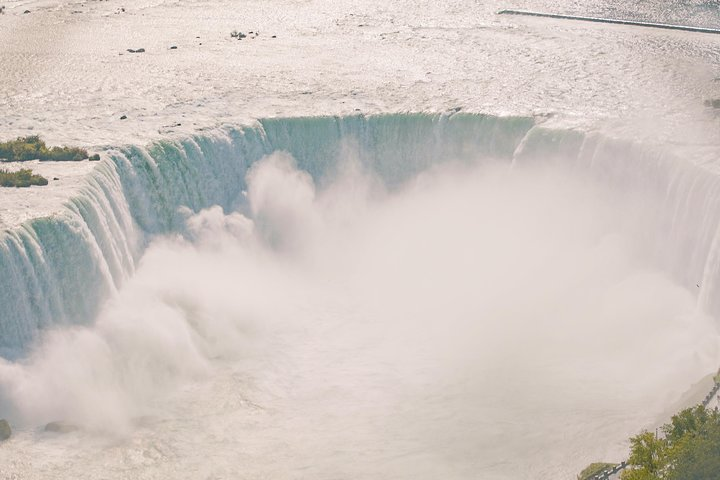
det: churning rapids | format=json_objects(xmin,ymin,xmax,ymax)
[{"xmin": 0, "ymin": 114, "xmax": 719, "ymax": 479}]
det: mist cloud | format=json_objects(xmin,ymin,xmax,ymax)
[{"xmin": 0, "ymin": 152, "xmax": 717, "ymax": 477}]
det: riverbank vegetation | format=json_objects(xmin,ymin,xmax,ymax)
[
  {"xmin": 578, "ymin": 463, "xmax": 617, "ymax": 480},
  {"xmin": 620, "ymin": 405, "xmax": 720, "ymax": 480},
  {"xmin": 0, "ymin": 136, "xmax": 98, "ymax": 162},
  {"xmin": 0, "ymin": 168, "xmax": 49, "ymax": 187}
]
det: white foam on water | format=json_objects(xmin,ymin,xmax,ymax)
[{"xmin": 1, "ymin": 152, "xmax": 717, "ymax": 479}]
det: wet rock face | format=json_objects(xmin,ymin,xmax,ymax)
[
  {"xmin": 0, "ymin": 419, "xmax": 11, "ymax": 441},
  {"xmin": 44, "ymin": 421, "xmax": 79, "ymax": 434}
]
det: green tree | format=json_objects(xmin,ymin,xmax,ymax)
[
  {"xmin": 621, "ymin": 432, "xmax": 666, "ymax": 480},
  {"xmin": 620, "ymin": 406, "xmax": 720, "ymax": 480},
  {"xmin": 666, "ymin": 411, "xmax": 720, "ymax": 480},
  {"xmin": 621, "ymin": 468, "xmax": 661, "ymax": 480},
  {"xmin": 663, "ymin": 405, "xmax": 712, "ymax": 444}
]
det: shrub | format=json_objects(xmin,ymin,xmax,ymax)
[
  {"xmin": 0, "ymin": 136, "xmax": 89, "ymax": 162},
  {"xmin": 0, "ymin": 168, "xmax": 49, "ymax": 187}
]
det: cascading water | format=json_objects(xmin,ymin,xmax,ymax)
[
  {"xmin": 0, "ymin": 161, "xmax": 139, "ymax": 358},
  {"xmin": 0, "ymin": 113, "xmax": 719, "ymax": 479},
  {"xmin": 4, "ymin": 113, "xmax": 720, "ymax": 353},
  {"xmin": 0, "ymin": 114, "xmax": 535, "ymax": 356}
]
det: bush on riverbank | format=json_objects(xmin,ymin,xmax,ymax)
[
  {"xmin": 0, "ymin": 136, "xmax": 89, "ymax": 162},
  {"xmin": 0, "ymin": 168, "xmax": 49, "ymax": 187},
  {"xmin": 578, "ymin": 462, "xmax": 617, "ymax": 480}
]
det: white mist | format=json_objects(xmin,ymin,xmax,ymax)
[{"xmin": 0, "ymin": 153, "xmax": 717, "ymax": 479}]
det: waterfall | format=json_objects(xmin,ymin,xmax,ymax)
[{"xmin": 1, "ymin": 113, "xmax": 719, "ymax": 358}]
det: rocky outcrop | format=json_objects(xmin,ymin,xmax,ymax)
[
  {"xmin": 44, "ymin": 421, "xmax": 79, "ymax": 433},
  {"xmin": 0, "ymin": 419, "xmax": 11, "ymax": 441}
]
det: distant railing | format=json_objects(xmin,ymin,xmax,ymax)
[
  {"xmin": 497, "ymin": 9, "xmax": 720, "ymax": 35},
  {"xmin": 702, "ymin": 380, "xmax": 720, "ymax": 408},
  {"xmin": 588, "ymin": 461, "xmax": 627, "ymax": 480}
]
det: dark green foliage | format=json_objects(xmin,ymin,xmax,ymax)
[
  {"xmin": 88, "ymin": 154, "xmax": 101, "ymax": 161},
  {"xmin": 623, "ymin": 432, "xmax": 665, "ymax": 480},
  {"xmin": 0, "ymin": 168, "xmax": 49, "ymax": 187},
  {"xmin": 666, "ymin": 407, "xmax": 720, "ymax": 480},
  {"xmin": 578, "ymin": 462, "xmax": 617, "ymax": 480},
  {"xmin": 663, "ymin": 405, "xmax": 713, "ymax": 444},
  {"xmin": 0, "ymin": 136, "xmax": 89, "ymax": 162},
  {"xmin": 667, "ymin": 422, "xmax": 720, "ymax": 480},
  {"xmin": 621, "ymin": 405, "xmax": 720, "ymax": 480}
]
